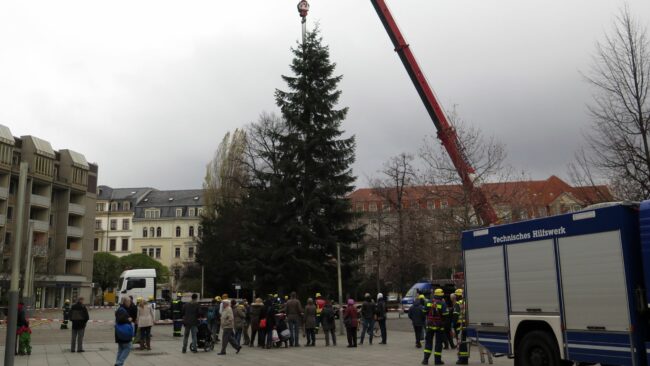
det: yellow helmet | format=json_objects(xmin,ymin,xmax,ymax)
[
  {"xmin": 418, "ymin": 294, "xmax": 425, "ymax": 300},
  {"xmin": 215, "ymin": 296, "xmax": 222, "ymax": 301},
  {"xmin": 65, "ymin": 299, "xmax": 70, "ymax": 304},
  {"xmin": 177, "ymin": 292, "xmax": 182, "ymax": 297},
  {"xmin": 455, "ymin": 289, "xmax": 464, "ymax": 297},
  {"xmin": 315, "ymin": 292, "xmax": 321, "ymax": 297},
  {"xmin": 434, "ymin": 288, "xmax": 444, "ymax": 297}
]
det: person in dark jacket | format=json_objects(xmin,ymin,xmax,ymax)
[
  {"xmin": 284, "ymin": 291, "xmax": 303, "ymax": 347},
  {"xmin": 264, "ymin": 296, "xmax": 277, "ymax": 349},
  {"xmin": 249, "ymin": 298, "xmax": 264, "ymax": 347},
  {"xmin": 70, "ymin": 297, "xmax": 90, "ymax": 352},
  {"xmin": 304, "ymin": 298, "xmax": 317, "ymax": 346},
  {"xmin": 321, "ymin": 302, "xmax": 336, "ymax": 346},
  {"xmin": 343, "ymin": 299, "xmax": 358, "ymax": 347},
  {"xmin": 359, "ymin": 293, "xmax": 376, "ymax": 345},
  {"xmin": 376, "ymin": 293, "xmax": 388, "ymax": 344},
  {"xmin": 182, "ymin": 293, "xmax": 200, "ymax": 353},
  {"xmin": 127, "ymin": 296, "xmax": 138, "ymax": 341},
  {"xmin": 115, "ymin": 297, "xmax": 133, "ymax": 366},
  {"xmin": 409, "ymin": 295, "xmax": 427, "ymax": 348}
]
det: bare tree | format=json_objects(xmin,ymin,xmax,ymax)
[
  {"xmin": 573, "ymin": 6, "xmax": 650, "ymax": 200},
  {"xmin": 204, "ymin": 128, "xmax": 248, "ymax": 216}
]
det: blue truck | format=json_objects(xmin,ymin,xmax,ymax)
[{"xmin": 462, "ymin": 201, "xmax": 650, "ymax": 365}]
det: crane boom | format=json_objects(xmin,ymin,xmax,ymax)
[{"xmin": 370, "ymin": 0, "xmax": 498, "ymax": 225}]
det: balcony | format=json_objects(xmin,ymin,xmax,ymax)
[
  {"xmin": 65, "ymin": 249, "xmax": 82, "ymax": 260},
  {"xmin": 68, "ymin": 203, "xmax": 85, "ymax": 216},
  {"xmin": 33, "ymin": 244, "xmax": 48, "ymax": 257},
  {"xmin": 67, "ymin": 226, "xmax": 83, "ymax": 238},
  {"xmin": 31, "ymin": 194, "xmax": 50, "ymax": 208},
  {"xmin": 0, "ymin": 186, "xmax": 8, "ymax": 200},
  {"xmin": 32, "ymin": 220, "xmax": 49, "ymax": 233},
  {"xmin": 0, "ymin": 214, "xmax": 5, "ymax": 226}
]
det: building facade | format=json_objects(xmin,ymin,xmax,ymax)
[
  {"xmin": 348, "ymin": 175, "xmax": 613, "ymax": 283},
  {"xmin": 0, "ymin": 124, "xmax": 97, "ymax": 308},
  {"xmin": 130, "ymin": 189, "xmax": 204, "ymax": 284},
  {"xmin": 94, "ymin": 186, "xmax": 154, "ymax": 257}
]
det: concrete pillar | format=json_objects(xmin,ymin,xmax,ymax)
[{"xmin": 60, "ymin": 287, "xmax": 65, "ymax": 308}]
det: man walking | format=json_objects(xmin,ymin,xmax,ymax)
[
  {"xmin": 182, "ymin": 293, "xmax": 200, "ymax": 353},
  {"xmin": 218, "ymin": 301, "xmax": 242, "ymax": 355},
  {"xmin": 69, "ymin": 297, "xmax": 89, "ymax": 353},
  {"xmin": 376, "ymin": 293, "xmax": 388, "ymax": 344},
  {"xmin": 422, "ymin": 288, "xmax": 449, "ymax": 365},
  {"xmin": 285, "ymin": 291, "xmax": 303, "ymax": 346},
  {"xmin": 115, "ymin": 297, "xmax": 134, "ymax": 366},
  {"xmin": 359, "ymin": 293, "xmax": 376, "ymax": 345}
]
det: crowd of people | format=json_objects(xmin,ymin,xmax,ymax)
[{"xmin": 9, "ymin": 286, "xmax": 467, "ymax": 366}]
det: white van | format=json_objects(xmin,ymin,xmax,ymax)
[{"xmin": 117, "ymin": 269, "xmax": 156, "ymax": 305}]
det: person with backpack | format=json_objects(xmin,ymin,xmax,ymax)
[
  {"xmin": 422, "ymin": 288, "xmax": 449, "ymax": 365},
  {"xmin": 115, "ymin": 297, "xmax": 135, "ymax": 366},
  {"xmin": 359, "ymin": 293, "xmax": 376, "ymax": 345},
  {"xmin": 69, "ymin": 297, "xmax": 89, "ymax": 352}
]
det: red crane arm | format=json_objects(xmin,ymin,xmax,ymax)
[{"xmin": 370, "ymin": 0, "xmax": 498, "ymax": 225}]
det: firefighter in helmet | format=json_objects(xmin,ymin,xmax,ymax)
[
  {"xmin": 61, "ymin": 299, "xmax": 71, "ymax": 329},
  {"xmin": 454, "ymin": 289, "xmax": 468, "ymax": 364},
  {"xmin": 422, "ymin": 288, "xmax": 449, "ymax": 365},
  {"xmin": 172, "ymin": 292, "xmax": 183, "ymax": 337}
]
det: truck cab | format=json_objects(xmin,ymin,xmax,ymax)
[
  {"xmin": 117, "ymin": 269, "xmax": 157, "ymax": 305},
  {"xmin": 462, "ymin": 202, "xmax": 650, "ymax": 366}
]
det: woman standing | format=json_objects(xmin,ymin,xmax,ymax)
[
  {"xmin": 344, "ymin": 299, "xmax": 358, "ymax": 348},
  {"xmin": 137, "ymin": 298, "xmax": 155, "ymax": 350},
  {"xmin": 304, "ymin": 298, "xmax": 317, "ymax": 346},
  {"xmin": 249, "ymin": 298, "xmax": 264, "ymax": 347}
]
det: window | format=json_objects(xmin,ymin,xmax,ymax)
[
  {"xmin": 123, "ymin": 202, "xmax": 130, "ymax": 211},
  {"xmin": 198, "ymin": 226, "xmax": 203, "ymax": 238},
  {"xmin": 441, "ymin": 200, "xmax": 449, "ymax": 209},
  {"xmin": 7, "ymin": 206, "xmax": 13, "ymax": 221},
  {"xmin": 149, "ymin": 227, "xmax": 154, "ymax": 237},
  {"xmin": 110, "ymin": 219, "xmax": 117, "ymax": 230},
  {"xmin": 176, "ymin": 208, "xmax": 183, "ymax": 217},
  {"xmin": 175, "ymin": 247, "xmax": 181, "ymax": 258},
  {"xmin": 156, "ymin": 227, "xmax": 161, "ymax": 237},
  {"xmin": 176, "ymin": 226, "xmax": 181, "ymax": 237},
  {"xmin": 188, "ymin": 247, "xmax": 195, "ymax": 259},
  {"xmin": 142, "ymin": 248, "xmax": 147, "ymax": 255},
  {"xmin": 122, "ymin": 219, "xmax": 129, "ymax": 230},
  {"xmin": 155, "ymin": 248, "xmax": 161, "ymax": 259},
  {"xmin": 121, "ymin": 239, "xmax": 128, "ymax": 251},
  {"xmin": 368, "ymin": 202, "xmax": 377, "ymax": 212},
  {"xmin": 4, "ymin": 232, "xmax": 11, "ymax": 246},
  {"xmin": 148, "ymin": 248, "xmax": 154, "ymax": 257},
  {"xmin": 382, "ymin": 202, "xmax": 391, "ymax": 212},
  {"xmin": 110, "ymin": 202, "xmax": 118, "ymax": 211},
  {"xmin": 188, "ymin": 208, "xmax": 196, "ymax": 217},
  {"xmin": 96, "ymin": 203, "xmax": 105, "ymax": 212},
  {"xmin": 144, "ymin": 209, "xmax": 161, "ymax": 219},
  {"xmin": 95, "ymin": 220, "xmax": 102, "ymax": 230},
  {"xmin": 143, "ymin": 227, "xmax": 148, "ymax": 238},
  {"xmin": 356, "ymin": 203, "xmax": 364, "ymax": 212},
  {"xmin": 126, "ymin": 278, "xmax": 146, "ymax": 290},
  {"xmin": 109, "ymin": 239, "xmax": 116, "ymax": 251},
  {"xmin": 427, "ymin": 201, "xmax": 435, "ymax": 210},
  {"xmin": 93, "ymin": 238, "xmax": 99, "ymax": 251},
  {"xmin": 198, "ymin": 208, "xmax": 204, "ymax": 216},
  {"xmin": 189, "ymin": 226, "xmax": 195, "ymax": 237}
]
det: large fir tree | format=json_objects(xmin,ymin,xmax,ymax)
[{"xmin": 268, "ymin": 27, "xmax": 363, "ymax": 296}]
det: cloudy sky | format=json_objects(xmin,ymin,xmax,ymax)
[{"xmin": 1, "ymin": 0, "xmax": 649, "ymax": 190}]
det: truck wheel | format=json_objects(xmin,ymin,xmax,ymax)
[{"xmin": 515, "ymin": 330, "xmax": 561, "ymax": 366}]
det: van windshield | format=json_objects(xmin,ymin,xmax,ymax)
[
  {"xmin": 118, "ymin": 277, "xmax": 124, "ymax": 291},
  {"xmin": 406, "ymin": 288, "xmax": 417, "ymax": 297}
]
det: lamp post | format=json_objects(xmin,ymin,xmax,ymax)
[
  {"xmin": 297, "ymin": 0, "xmax": 310, "ymax": 44},
  {"xmin": 337, "ymin": 242, "xmax": 344, "ymax": 336}
]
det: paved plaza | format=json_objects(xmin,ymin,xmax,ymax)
[{"xmin": 0, "ymin": 309, "xmax": 512, "ymax": 366}]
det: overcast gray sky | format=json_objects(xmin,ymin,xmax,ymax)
[{"xmin": 1, "ymin": 0, "xmax": 649, "ymax": 190}]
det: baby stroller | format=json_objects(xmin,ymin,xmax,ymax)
[
  {"xmin": 196, "ymin": 320, "xmax": 215, "ymax": 352},
  {"xmin": 274, "ymin": 313, "xmax": 290, "ymax": 348}
]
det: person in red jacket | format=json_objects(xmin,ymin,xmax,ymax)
[
  {"xmin": 343, "ymin": 299, "xmax": 358, "ymax": 347},
  {"xmin": 315, "ymin": 293, "xmax": 326, "ymax": 332}
]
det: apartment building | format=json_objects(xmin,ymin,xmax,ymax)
[
  {"xmin": 131, "ymin": 190, "xmax": 204, "ymax": 279},
  {"xmin": 0, "ymin": 124, "xmax": 97, "ymax": 308},
  {"xmin": 94, "ymin": 186, "xmax": 154, "ymax": 257}
]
